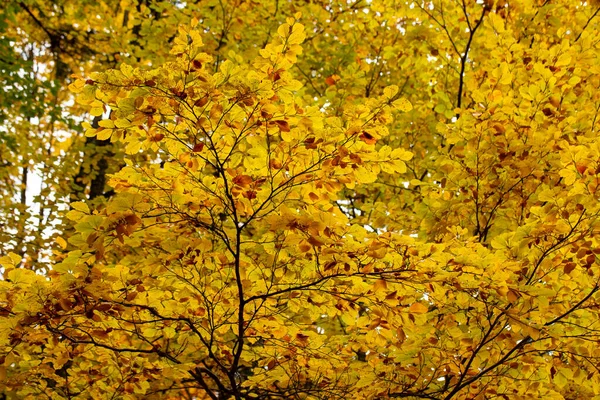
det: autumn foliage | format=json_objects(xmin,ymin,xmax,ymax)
[{"xmin": 2, "ymin": 0, "xmax": 600, "ymax": 399}]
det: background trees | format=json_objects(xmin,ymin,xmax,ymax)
[{"xmin": 2, "ymin": 0, "xmax": 600, "ymax": 399}]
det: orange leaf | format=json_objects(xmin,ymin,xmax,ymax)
[{"xmin": 325, "ymin": 74, "xmax": 340, "ymax": 86}]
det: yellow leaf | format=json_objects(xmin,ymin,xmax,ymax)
[
  {"xmin": 355, "ymin": 165, "xmax": 378, "ymax": 183},
  {"xmin": 391, "ymin": 148, "xmax": 413, "ymax": 161},
  {"xmin": 277, "ymin": 23, "xmax": 291, "ymax": 39},
  {"xmin": 409, "ymin": 302, "xmax": 428, "ymax": 314},
  {"xmin": 373, "ymin": 279, "xmax": 387, "ymax": 291},
  {"xmin": 8, "ymin": 268, "xmax": 33, "ymax": 283},
  {"xmin": 96, "ymin": 128, "xmax": 113, "ymax": 140},
  {"xmin": 67, "ymin": 79, "xmax": 85, "ymax": 93},
  {"xmin": 0, "ymin": 253, "xmax": 21, "ymax": 268},
  {"xmin": 66, "ymin": 210, "xmax": 86, "ymax": 222},
  {"xmin": 56, "ymin": 236, "xmax": 68, "ymax": 249},
  {"xmin": 71, "ymin": 202, "xmax": 90, "ymax": 214},
  {"xmin": 288, "ymin": 24, "xmax": 306, "ymax": 45},
  {"xmin": 98, "ymin": 120, "xmax": 115, "ymax": 128},
  {"xmin": 392, "ymin": 97, "xmax": 412, "ymax": 112},
  {"xmin": 90, "ymin": 107, "xmax": 104, "ymax": 117},
  {"xmin": 383, "ymin": 85, "xmax": 399, "ymax": 99},
  {"xmin": 556, "ymin": 53, "xmax": 572, "ymax": 67},
  {"xmin": 115, "ymin": 119, "xmax": 131, "ymax": 128}
]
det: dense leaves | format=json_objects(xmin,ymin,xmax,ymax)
[{"xmin": 2, "ymin": 1, "xmax": 600, "ymax": 399}]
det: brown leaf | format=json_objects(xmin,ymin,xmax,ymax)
[
  {"xmin": 295, "ymin": 333, "xmax": 309, "ymax": 345},
  {"xmin": 192, "ymin": 142, "xmax": 205, "ymax": 152},
  {"xmin": 58, "ymin": 298, "xmax": 72, "ymax": 311},
  {"xmin": 307, "ymin": 236, "xmax": 325, "ymax": 247},
  {"xmin": 299, "ymin": 241, "xmax": 311, "ymax": 252},
  {"xmin": 493, "ymin": 124, "xmax": 505, "ymax": 134},
  {"xmin": 149, "ymin": 133, "xmax": 165, "ymax": 142},
  {"xmin": 92, "ymin": 330, "xmax": 109, "ymax": 339},
  {"xmin": 233, "ymin": 175, "xmax": 253, "ymax": 187},
  {"xmin": 124, "ymin": 214, "xmax": 142, "ymax": 227},
  {"xmin": 542, "ymin": 108, "xmax": 554, "ymax": 116},
  {"xmin": 273, "ymin": 120, "xmax": 290, "ymax": 132},
  {"xmin": 359, "ymin": 131, "xmax": 377, "ymax": 145},
  {"xmin": 86, "ymin": 232, "xmax": 99, "ymax": 246},
  {"xmin": 269, "ymin": 159, "xmax": 282, "ymax": 169},
  {"xmin": 96, "ymin": 303, "xmax": 112, "ymax": 312},
  {"xmin": 324, "ymin": 261, "xmax": 336, "ymax": 271},
  {"xmin": 385, "ymin": 291, "xmax": 397, "ymax": 300},
  {"xmin": 194, "ymin": 96, "xmax": 209, "ymax": 108}
]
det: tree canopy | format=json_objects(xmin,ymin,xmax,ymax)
[{"xmin": 2, "ymin": 0, "xmax": 600, "ymax": 399}]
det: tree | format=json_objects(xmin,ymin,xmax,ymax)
[{"xmin": 2, "ymin": 0, "xmax": 600, "ymax": 399}]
